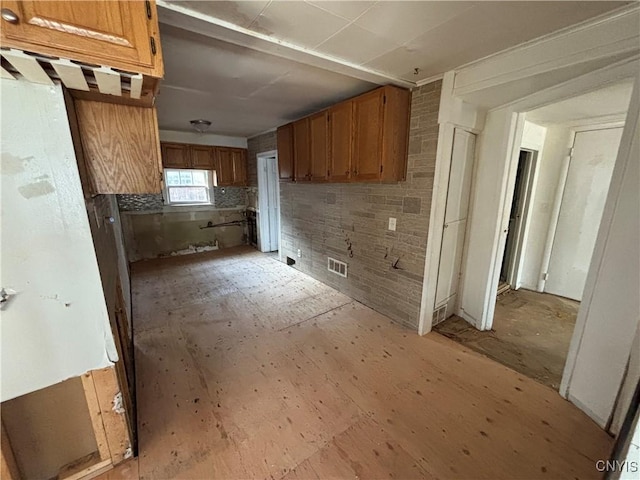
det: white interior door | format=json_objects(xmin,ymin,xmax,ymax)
[
  {"xmin": 545, "ymin": 127, "xmax": 624, "ymax": 301},
  {"xmin": 1, "ymin": 80, "xmax": 115, "ymax": 402},
  {"xmin": 435, "ymin": 129, "xmax": 476, "ymax": 320},
  {"xmin": 257, "ymin": 155, "xmax": 280, "ymax": 252}
]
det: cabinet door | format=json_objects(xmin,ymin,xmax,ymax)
[
  {"xmin": 161, "ymin": 143, "xmax": 190, "ymax": 169},
  {"xmin": 190, "ymin": 146, "xmax": 215, "ymax": 170},
  {"xmin": 0, "ymin": 1, "xmax": 162, "ymax": 77},
  {"xmin": 215, "ymin": 147, "xmax": 234, "ymax": 186},
  {"xmin": 353, "ymin": 89, "xmax": 384, "ymax": 181},
  {"xmin": 293, "ymin": 118, "xmax": 311, "ymax": 182},
  {"xmin": 231, "ymin": 149, "xmax": 248, "ymax": 186},
  {"xmin": 329, "ymin": 102, "xmax": 353, "ymax": 182},
  {"xmin": 277, "ymin": 124, "xmax": 294, "ymax": 181},
  {"xmin": 75, "ymin": 100, "xmax": 162, "ymax": 194},
  {"xmin": 309, "ymin": 111, "xmax": 329, "ymax": 182}
]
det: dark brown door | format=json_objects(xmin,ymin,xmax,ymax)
[
  {"xmin": 329, "ymin": 101, "xmax": 353, "ymax": 182},
  {"xmin": 293, "ymin": 118, "xmax": 311, "ymax": 182},
  {"xmin": 353, "ymin": 89, "xmax": 384, "ymax": 181},
  {"xmin": 277, "ymin": 124, "xmax": 294, "ymax": 181},
  {"xmin": 309, "ymin": 111, "xmax": 329, "ymax": 182},
  {"xmin": 190, "ymin": 146, "xmax": 215, "ymax": 170}
]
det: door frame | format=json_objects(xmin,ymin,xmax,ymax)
[
  {"xmin": 256, "ymin": 150, "xmax": 280, "ymax": 254},
  {"xmin": 537, "ymin": 122, "xmax": 625, "ymax": 293},
  {"xmin": 503, "ymin": 148, "xmax": 537, "ymax": 289}
]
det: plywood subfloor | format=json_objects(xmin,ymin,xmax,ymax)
[
  {"xmin": 100, "ymin": 247, "xmax": 610, "ymax": 479},
  {"xmin": 435, "ymin": 289, "xmax": 578, "ymax": 389}
]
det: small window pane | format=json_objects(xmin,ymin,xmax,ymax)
[
  {"xmin": 166, "ymin": 170, "xmax": 181, "ymax": 186},
  {"xmin": 179, "ymin": 171, "xmax": 193, "ymax": 185},
  {"xmin": 168, "ymin": 186, "xmax": 208, "ymax": 203},
  {"xmin": 192, "ymin": 171, "xmax": 207, "ymax": 186}
]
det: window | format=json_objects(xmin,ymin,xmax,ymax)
[{"xmin": 164, "ymin": 169, "xmax": 215, "ymax": 205}]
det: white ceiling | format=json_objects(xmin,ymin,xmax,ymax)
[
  {"xmin": 156, "ymin": 1, "xmax": 631, "ymax": 137},
  {"xmin": 156, "ymin": 24, "xmax": 375, "ymax": 136},
  {"xmin": 526, "ymin": 79, "xmax": 634, "ymax": 125}
]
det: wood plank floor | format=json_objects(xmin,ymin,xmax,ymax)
[{"xmin": 99, "ymin": 246, "xmax": 612, "ymax": 480}]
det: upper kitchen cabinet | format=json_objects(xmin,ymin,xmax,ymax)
[
  {"xmin": 328, "ymin": 101, "xmax": 353, "ymax": 183},
  {"xmin": 309, "ymin": 111, "xmax": 329, "ymax": 182},
  {"xmin": 230, "ymin": 148, "xmax": 247, "ymax": 186},
  {"xmin": 0, "ymin": 1, "xmax": 163, "ymax": 78},
  {"xmin": 161, "ymin": 143, "xmax": 191, "ymax": 169},
  {"xmin": 353, "ymin": 89, "xmax": 384, "ymax": 181},
  {"xmin": 277, "ymin": 123, "xmax": 294, "ymax": 182},
  {"xmin": 293, "ymin": 118, "xmax": 311, "ymax": 182},
  {"xmin": 214, "ymin": 147, "xmax": 248, "ymax": 186},
  {"xmin": 191, "ymin": 145, "xmax": 216, "ymax": 170},
  {"xmin": 75, "ymin": 100, "xmax": 163, "ymax": 194},
  {"xmin": 275, "ymin": 85, "xmax": 410, "ymax": 184}
]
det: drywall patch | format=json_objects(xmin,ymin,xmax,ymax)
[
  {"xmin": 18, "ymin": 180, "xmax": 55, "ymax": 199},
  {"xmin": 0, "ymin": 153, "xmax": 32, "ymax": 175}
]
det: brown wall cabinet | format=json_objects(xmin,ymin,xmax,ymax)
[
  {"xmin": 0, "ymin": 0, "xmax": 163, "ymax": 78},
  {"xmin": 75, "ymin": 100, "xmax": 163, "ymax": 194},
  {"xmin": 276, "ymin": 124, "xmax": 294, "ymax": 181},
  {"xmin": 277, "ymin": 85, "xmax": 410, "ymax": 184},
  {"xmin": 160, "ymin": 143, "xmax": 248, "ymax": 187}
]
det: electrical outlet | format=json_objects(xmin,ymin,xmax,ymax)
[
  {"xmin": 297, "ymin": 249, "xmax": 302, "ymax": 258},
  {"xmin": 388, "ymin": 217, "xmax": 397, "ymax": 231}
]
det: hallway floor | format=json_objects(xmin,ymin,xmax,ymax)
[
  {"xmin": 435, "ymin": 289, "xmax": 578, "ymax": 389},
  {"xmin": 100, "ymin": 248, "xmax": 606, "ymax": 479}
]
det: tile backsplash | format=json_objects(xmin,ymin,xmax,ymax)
[{"xmin": 117, "ymin": 187, "xmax": 248, "ymax": 211}]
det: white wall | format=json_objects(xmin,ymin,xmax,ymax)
[
  {"xmin": 562, "ymin": 76, "xmax": 639, "ymax": 428},
  {"xmin": 159, "ymin": 129, "xmax": 247, "ymax": 148},
  {"xmin": 0, "ymin": 79, "xmax": 115, "ymax": 401},
  {"xmin": 458, "ymin": 108, "xmax": 523, "ymax": 329},
  {"xmin": 518, "ymin": 123, "xmax": 571, "ymax": 290}
]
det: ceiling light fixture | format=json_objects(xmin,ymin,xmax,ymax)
[{"xmin": 190, "ymin": 119, "xmax": 212, "ymax": 133}]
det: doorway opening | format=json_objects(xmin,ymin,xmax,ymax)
[
  {"xmin": 499, "ymin": 149, "xmax": 536, "ymax": 294},
  {"xmin": 435, "ymin": 80, "xmax": 633, "ymax": 390},
  {"xmin": 256, "ymin": 151, "xmax": 280, "ymax": 254}
]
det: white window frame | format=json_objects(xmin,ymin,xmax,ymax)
[{"xmin": 163, "ymin": 168, "xmax": 216, "ymax": 206}]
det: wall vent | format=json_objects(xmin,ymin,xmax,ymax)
[
  {"xmin": 327, "ymin": 257, "xmax": 347, "ymax": 278},
  {"xmin": 432, "ymin": 305, "xmax": 447, "ymax": 325}
]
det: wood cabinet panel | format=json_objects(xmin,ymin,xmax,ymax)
[
  {"xmin": 191, "ymin": 146, "xmax": 215, "ymax": 170},
  {"xmin": 381, "ymin": 86, "xmax": 411, "ymax": 182},
  {"xmin": 216, "ymin": 147, "xmax": 234, "ymax": 186},
  {"xmin": 277, "ymin": 124, "xmax": 294, "ymax": 181},
  {"xmin": 231, "ymin": 149, "xmax": 247, "ymax": 186},
  {"xmin": 353, "ymin": 89, "xmax": 384, "ymax": 181},
  {"xmin": 293, "ymin": 118, "xmax": 311, "ymax": 182},
  {"xmin": 0, "ymin": 0, "xmax": 163, "ymax": 77},
  {"xmin": 75, "ymin": 100, "xmax": 162, "ymax": 194},
  {"xmin": 309, "ymin": 111, "xmax": 329, "ymax": 182},
  {"xmin": 161, "ymin": 143, "xmax": 190, "ymax": 169},
  {"xmin": 329, "ymin": 101, "xmax": 353, "ymax": 182}
]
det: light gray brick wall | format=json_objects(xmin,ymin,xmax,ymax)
[
  {"xmin": 247, "ymin": 131, "xmax": 277, "ymax": 188},
  {"xmin": 255, "ymin": 81, "xmax": 441, "ymax": 329}
]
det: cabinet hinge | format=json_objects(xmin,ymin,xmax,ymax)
[
  {"xmin": 145, "ymin": 0, "xmax": 152, "ymax": 19},
  {"xmin": 380, "ymin": 165, "xmax": 383, "ymax": 173},
  {"xmin": 150, "ymin": 37, "xmax": 157, "ymax": 55},
  {"xmin": 327, "ymin": 169, "xmax": 330, "ymax": 177},
  {"xmin": 568, "ymin": 147, "xmax": 574, "ymax": 157}
]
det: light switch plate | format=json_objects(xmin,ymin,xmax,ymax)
[{"xmin": 388, "ymin": 217, "xmax": 397, "ymax": 231}]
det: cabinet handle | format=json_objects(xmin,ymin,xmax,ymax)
[
  {"xmin": 150, "ymin": 37, "xmax": 157, "ymax": 55},
  {"xmin": 1, "ymin": 8, "xmax": 19, "ymax": 24},
  {"xmin": 354, "ymin": 170, "xmax": 358, "ymax": 176},
  {"xmin": 145, "ymin": 0, "xmax": 152, "ymax": 19}
]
